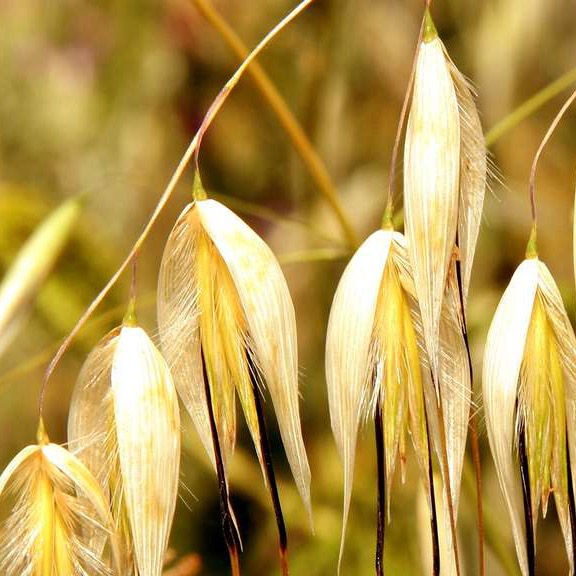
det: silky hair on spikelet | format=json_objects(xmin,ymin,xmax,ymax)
[
  {"xmin": 404, "ymin": 11, "xmax": 486, "ymax": 381},
  {"xmin": 0, "ymin": 421, "xmax": 121, "ymax": 575},
  {"xmin": 68, "ymin": 320, "xmax": 180, "ymax": 576},
  {"xmin": 157, "ymin": 196, "xmax": 312, "ymax": 524},
  {"xmin": 326, "ymin": 227, "xmax": 471, "ymax": 573},
  {"xmin": 483, "ymin": 255, "xmax": 576, "ymax": 576}
]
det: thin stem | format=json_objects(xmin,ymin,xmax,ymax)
[
  {"xmin": 202, "ymin": 347, "xmax": 242, "ymax": 576},
  {"xmin": 485, "ymin": 65, "xmax": 576, "ymax": 147},
  {"xmin": 38, "ymin": 0, "xmax": 316, "ymax": 417},
  {"xmin": 519, "ymin": 424, "xmax": 535, "ymax": 576},
  {"xmin": 248, "ymin": 355, "xmax": 289, "ymax": 576},
  {"xmin": 528, "ymin": 86, "xmax": 576, "ymax": 227},
  {"xmin": 190, "ymin": 0, "xmax": 358, "ymax": 249},
  {"xmin": 425, "ymin": 413, "xmax": 440, "ymax": 576},
  {"xmin": 192, "ymin": 0, "xmax": 315, "ymax": 176},
  {"xmin": 566, "ymin": 432, "xmax": 576, "ymax": 571},
  {"xmin": 454, "ymin": 250, "xmax": 485, "ymax": 576},
  {"xmin": 385, "ymin": 12, "xmax": 425, "ymax": 218},
  {"xmin": 375, "ymin": 398, "xmax": 385, "ymax": 576}
]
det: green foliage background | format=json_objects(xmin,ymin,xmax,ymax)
[{"xmin": 1, "ymin": 0, "xmax": 576, "ymax": 574}]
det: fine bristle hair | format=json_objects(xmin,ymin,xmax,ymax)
[{"xmin": 0, "ymin": 442, "xmax": 121, "ymax": 576}]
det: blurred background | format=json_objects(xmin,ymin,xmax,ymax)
[{"xmin": 1, "ymin": 0, "xmax": 576, "ymax": 574}]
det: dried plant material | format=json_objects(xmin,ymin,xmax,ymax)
[
  {"xmin": 112, "ymin": 325, "xmax": 181, "ymax": 576},
  {"xmin": 0, "ymin": 421, "xmax": 120, "ymax": 575},
  {"xmin": 0, "ymin": 196, "xmax": 81, "ymax": 358},
  {"xmin": 68, "ymin": 323, "xmax": 180, "ymax": 576},
  {"xmin": 403, "ymin": 15, "xmax": 460, "ymax": 382},
  {"xmin": 483, "ymin": 256, "xmax": 576, "ymax": 575},
  {"xmin": 326, "ymin": 229, "xmax": 440, "ymax": 569},
  {"xmin": 157, "ymin": 197, "xmax": 312, "ymax": 524},
  {"xmin": 449, "ymin": 64, "xmax": 487, "ymax": 307}
]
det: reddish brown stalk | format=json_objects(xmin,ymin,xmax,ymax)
[
  {"xmin": 201, "ymin": 347, "xmax": 243, "ymax": 576},
  {"xmin": 247, "ymin": 354, "xmax": 289, "ymax": 576},
  {"xmin": 375, "ymin": 398, "xmax": 385, "ymax": 576},
  {"xmin": 529, "ymin": 86, "xmax": 576, "ymax": 226}
]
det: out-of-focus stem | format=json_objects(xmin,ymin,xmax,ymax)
[
  {"xmin": 190, "ymin": 0, "xmax": 358, "ymax": 249},
  {"xmin": 485, "ymin": 65, "xmax": 576, "ymax": 147}
]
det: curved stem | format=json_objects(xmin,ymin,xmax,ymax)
[
  {"xmin": 385, "ymin": 11, "xmax": 425, "ymax": 219},
  {"xmin": 192, "ymin": 0, "xmax": 315, "ymax": 178},
  {"xmin": 38, "ymin": 0, "xmax": 317, "ymax": 416},
  {"xmin": 485, "ymin": 65, "xmax": 576, "ymax": 147},
  {"xmin": 190, "ymin": 0, "xmax": 358, "ymax": 249},
  {"xmin": 528, "ymin": 86, "xmax": 576, "ymax": 228}
]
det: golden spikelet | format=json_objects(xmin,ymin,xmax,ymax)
[
  {"xmin": 0, "ymin": 421, "xmax": 120, "ymax": 575},
  {"xmin": 157, "ymin": 197, "xmax": 312, "ymax": 524},
  {"xmin": 68, "ymin": 321, "xmax": 180, "ymax": 576},
  {"xmin": 326, "ymin": 229, "xmax": 471, "ymax": 573},
  {"xmin": 483, "ymin": 256, "xmax": 576, "ymax": 575}
]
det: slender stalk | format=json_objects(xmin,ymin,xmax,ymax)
[
  {"xmin": 528, "ymin": 86, "xmax": 576, "ymax": 227},
  {"xmin": 566, "ymin": 433, "xmax": 576, "ymax": 570},
  {"xmin": 485, "ymin": 65, "xmax": 576, "ymax": 147},
  {"xmin": 189, "ymin": 0, "xmax": 358, "ymax": 249},
  {"xmin": 454, "ymin": 251, "xmax": 485, "ymax": 576},
  {"xmin": 202, "ymin": 348, "xmax": 242, "ymax": 576},
  {"xmin": 38, "ymin": 0, "xmax": 317, "ymax": 416},
  {"xmin": 248, "ymin": 355, "xmax": 289, "ymax": 576},
  {"xmin": 519, "ymin": 424, "xmax": 535, "ymax": 576},
  {"xmin": 425, "ymin": 414, "xmax": 440, "ymax": 576},
  {"xmin": 375, "ymin": 398, "xmax": 385, "ymax": 576}
]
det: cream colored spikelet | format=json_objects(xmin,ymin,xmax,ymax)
[
  {"xmin": 68, "ymin": 318, "xmax": 180, "ymax": 576},
  {"xmin": 157, "ymin": 195, "xmax": 312, "ymax": 524},
  {"xmin": 0, "ymin": 421, "xmax": 121, "ymax": 575},
  {"xmin": 483, "ymin": 254, "xmax": 576, "ymax": 575},
  {"xmin": 403, "ymin": 14, "xmax": 460, "ymax": 382}
]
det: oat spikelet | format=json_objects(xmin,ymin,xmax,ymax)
[
  {"xmin": 0, "ymin": 423, "xmax": 120, "ymax": 575},
  {"xmin": 483, "ymin": 257, "xmax": 576, "ymax": 575},
  {"xmin": 158, "ymin": 198, "xmax": 312, "ymax": 524},
  {"xmin": 0, "ymin": 196, "xmax": 81, "ymax": 358},
  {"xmin": 111, "ymin": 325, "xmax": 180, "ymax": 576},
  {"xmin": 326, "ymin": 229, "xmax": 435, "ymax": 571},
  {"xmin": 68, "ymin": 323, "xmax": 181, "ymax": 576},
  {"xmin": 68, "ymin": 329, "xmax": 133, "ymax": 571},
  {"xmin": 403, "ymin": 15, "xmax": 460, "ymax": 381}
]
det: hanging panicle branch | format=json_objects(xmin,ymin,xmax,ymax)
[{"xmin": 38, "ymin": 0, "xmax": 317, "ymax": 417}]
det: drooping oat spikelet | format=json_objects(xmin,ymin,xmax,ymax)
[
  {"xmin": 157, "ymin": 197, "xmax": 312, "ymax": 524},
  {"xmin": 68, "ymin": 321, "xmax": 180, "ymax": 576},
  {"xmin": 396, "ymin": 248, "xmax": 472, "ymax": 576},
  {"xmin": 0, "ymin": 196, "xmax": 81, "ymax": 358},
  {"xmin": 326, "ymin": 228, "xmax": 440, "ymax": 570},
  {"xmin": 483, "ymin": 255, "xmax": 576, "ymax": 575},
  {"xmin": 112, "ymin": 324, "xmax": 181, "ymax": 576},
  {"xmin": 0, "ymin": 421, "xmax": 120, "ymax": 575},
  {"xmin": 403, "ymin": 14, "xmax": 460, "ymax": 381}
]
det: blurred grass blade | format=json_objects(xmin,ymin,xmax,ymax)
[
  {"xmin": 0, "ymin": 196, "xmax": 81, "ymax": 359},
  {"xmin": 485, "ymin": 65, "xmax": 576, "ymax": 147}
]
